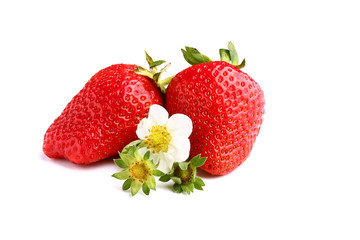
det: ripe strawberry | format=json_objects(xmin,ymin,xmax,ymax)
[
  {"xmin": 43, "ymin": 53, "xmax": 171, "ymax": 165},
  {"xmin": 165, "ymin": 42, "xmax": 265, "ymax": 175}
]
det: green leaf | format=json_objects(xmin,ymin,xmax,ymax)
[
  {"xmin": 142, "ymin": 183, "xmax": 150, "ymax": 195},
  {"xmin": 130, "ymin": 180, "xmax": 142, "ymax": 196},
  {"xmin": 228, "ymin": 41, "xmax": 239, "ymax": 65},
  {"xmin": 149, "ymin": 60, "xmax": 166, "ymax": 68},
  {"xmin": 173, "ymin": 183, "xmax": 183, "ymax": 193},
  {"xmin": 171, "ymin": 177, "xmax": 182, "ymax": 185},
  {"xmin": 159, "ymin": 174, "xmax": 171, "ymax": 182},
  {"xmin": 153, "ymin": 169, "xmax": 165, "ymax": 177},
  {"xmin": 114, "ymin": 159, "xmax": 128, "ymax": 169},
  {"xmin": 178, "ymin": 161, "xmax": 189, "ymax": 171},
  {"xmin": 122, "ymin": 178, "xmax": 132, "ymax": 190},
  {"xmin": 112, "ymin": 170, "xmax": 129, "ymax": 180},
  {"xmin": 219, "ymin": 49, "xmax": 231, "ymax": 62},
  {"xmin": 190, "ymin": 154, "xmax": 207, "ymax": 167}
]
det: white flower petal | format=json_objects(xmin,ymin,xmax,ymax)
[
  {"xmin": 148, "ymin": 104, "xmax": 169, "ymax": 126},
  {"xmin": 166, "ymin": 113, "xmax": 193, "ymax": 137},
  {"xmin": 157, "ymin": 152, "xmax": 176, "ymax": 173},
  {"xmin": 136, "ymin": 118, "xmax": 152, "ymax": 139},
  {"xmin": 153, "ymin": 153, "xmax": 161, "ymax": 165},
  {"xmin": 137, "ymin": 147, "xmax": 148, "ymax": 158},
  {"xmin": 138, "ymin": 147, "xmax": 160, "ymax": 165},
  {"xmin": 168, "ymin": 136, "xmax": 190, "ymax": 163},
  {"xmin": 149, "ymin": 151, "xmax": 160, "ymax": 165}
]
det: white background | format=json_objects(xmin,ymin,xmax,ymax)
[{"xmin": 1, "ymin": 0, "xmax": 359, "ymax": 239}]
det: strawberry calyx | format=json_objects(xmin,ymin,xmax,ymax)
[
  {"xmin": 159, "ymin": 154, "xmax": 206, "ymax": 194},
  {"xmin": 134, "ymin": 51, "xmax": 173, "ymax": 93},
  {"xmin": 112, "ymin": 144, "xmax": 164, "ymax": 196},
  {"xmin": 181, "ymin": 41, "xmax": 246, "ymax": 69}
]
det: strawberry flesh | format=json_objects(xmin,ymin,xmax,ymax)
[
  {"xmin": 43, "ymin": 64, "xmax": 163, "ymax": 164},
  {"xmin": 166, "ymin": 61, "xmax": 265, "ymax": 175}
]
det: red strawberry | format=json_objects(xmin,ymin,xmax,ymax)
[
  {"xmin": 165, "ymin": 42, "xmax": 265, "ymax": 175},
  {"xmin": 43, "ymin": 53, "xmax": 171, "ymax": 165}
]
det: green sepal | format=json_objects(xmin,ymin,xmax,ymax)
[
  {"xmin": 119, "ymin": 152, "xmax": 135, "ymax": 165},
  {"xmin": 228, "ymin": 41, "xmax": 239, "ymax": 65},
  {"xmin": 181, "ymin": 47, "xmax": 213, "ymax": 66},
  {"xmin": 145, "ymin": 51, "xmax": 154, "ymax": 66},
  {"xmin": 112, "ymin": 170, "xmax": 129, "ymax": 180},
  {"xmin": 171, "ymin": 177, "xmax": 182, "ymax": 185},
  {"xmin": 194, "ymin": 177, "xmax": 205, "ymax": 190},
  {"xmin": 193, "ymin": 183, "xmax": 203, "ymax": 191},
  {"xmin": 181, "ymin": 49, "xmax": 197, "ymax": 65},
  {"xmin": 134, "ymin": 51, "xmax": 173, "ymax": 93},
  {"xmin": 165, "ymin": 153, "xmax": 207, "ymax": 194},
  {"xmin": 159, "ymin": 174, "xmax": 171, "ymax": 182},
  {"xmin": 219, "ymin": 49, "xmax": 231, "ymax": 62},
  {"xmin": 186, "ymin": 47, "xmax": 211, "ymax": 64},
  {"xmin": 190, "ymin": 154, "xmax": 207, "ymax": 168},
  {"xmin": 188, "ymin": 183, "xmax": 195, "ymax": 193},
  {"xmin": 157, "ymin": 76, "xmax": 173, "ymax": 87},
  {"xmin": 173, "ymin": 183, "xmax": 183, "ymax": 193},
  {"xmin": 114, "ymin": 158, "xmax": 128, "ymax": 169},
  {"xmin": 149, "ymin": 60, "xmax": 166, "ymax": 68},
  {"xmin": 113, "ymin": 146, "xmax": 157, "ymax": 196},
  {"xmin": 143, "ymin": 150, "xmax": 150, "ymax": 160},
  {"xmin": 142, "ymin": 183, "xmax": 150, "ymax": 195},
  {"xmin": 153, "ymin": 169, "xmax": 165, "ymax": 177},
  {"xmin": 153, "ymin": 72, "xmax": 161, "ymax": 83},
  {"xmin": 134, "ymin": 66, "xmax": 153, "ymax": 78},
  {"xmin": 120, "ymin": 140, "xmax": 142, "ymax": 155},
  {"xmin": 185, "ymin": 46, "xmax": 201, "ymax": 55},
  {"xmin": 181, "ymin": 183, "xmax": 194, "ymax": 194},
  {"xmin": 236, "ymin": 58, "xmax": 246, "ymax": 69},
  {"xmin": 182, "ymin": 41, "xmax": 246, "ymax": 70},
  {"xmin": 178, "ymin": 161, "xmax": 189, "ymax": 171},
  {"xmin": 131, "ymin": 180, "xmax": 142, "ymax": 196},
  {"xmin": 122, "ymin": 178, "xmax": 132, "ymax": 190},
  {"xmin": 147, "ymin": 176, "xmax": 156, "ymax": 190}
]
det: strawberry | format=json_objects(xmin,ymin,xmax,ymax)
[
  {"xmin": 165, "ymin": 42, "xmax": 265, "ymax": 175},
  {"xmin": 43, "ymin": 53, "xmax": 171, "ymax": 165}
]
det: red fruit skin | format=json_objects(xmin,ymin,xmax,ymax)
[
  {"xmin": 166, "ymin": 61, "xmax": 264, "ymax": 175},
  {"xmin": 43, "ymin": 64, "xmax": 163, "ymax": 165}
]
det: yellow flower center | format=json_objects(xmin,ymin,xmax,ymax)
[
  {"xmin": 174, "ymin": 165, "xmax": 194, "ymax": 183},
  {"xmin": 144, "ymin": 125, "xmax": 172, "ymax": 153},
  {"xmin": 129, "ymin": 161, "xmax": 150, "ymax": 182}
]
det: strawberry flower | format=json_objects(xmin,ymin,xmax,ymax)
[{"xmin": 136, "ymin": 104, "xmax": 192, "ymax": 173}]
